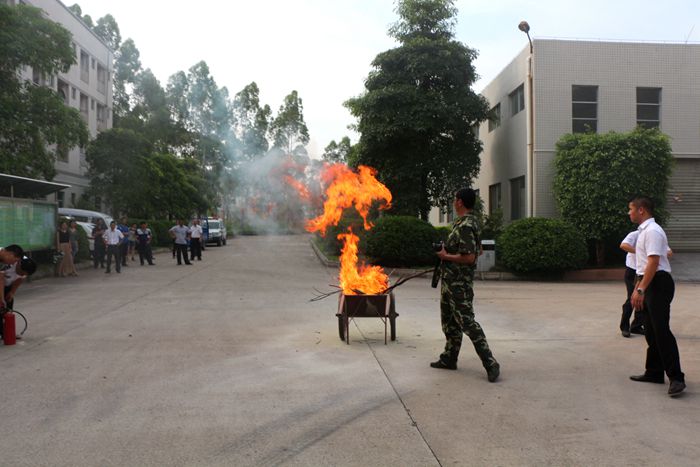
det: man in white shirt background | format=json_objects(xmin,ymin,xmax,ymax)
[
  {"xmin": 627, "ymin": 196, "xmax": 685, "ymax": 397},
  {"xmin": 103, "ymin": 221, "xmax": 124, "ymax": 274},
  {"xmin": 189, "ymin": 219, "xmax": 203, "ymax": 261}
]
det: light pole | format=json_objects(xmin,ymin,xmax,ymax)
[{"xmin": 519, "ymin": 20, "xmax": 535, "ymax": 218}]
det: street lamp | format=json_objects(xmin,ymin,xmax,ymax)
[
  {"xmin": 518, "ymin": 21, "xmax": 533, "ymax": 53},
  {"xmin": 519, "ymin": 20, "xmax": 534, "ymax": 218}
]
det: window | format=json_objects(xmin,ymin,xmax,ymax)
[
  {"xmin": 80, "ymin": 93, "xmax": 89, "ymax": 120},
  {"xmin": 510, "ymin": 84, "xmax": 525, "ymax": 116},
  {"xmin": 91, "ymin": 58, "xmax": 96, "ymax": 69},
  {"xmin": 32, "ymin": 68, "xmax": 41, "ymax": 85},
  {"xmin": 97, "ymin": 64, "xmax": 107, "ymax": 95},
  {"xmin": 439, "ymin": 209, "xmax": 444, "ymax": 224},
  {"xmin": 572, "ymin": 85, "xmax": 598, "ymax": 133},
  {"xmin": 57, "ymin": 191, "xmax": 65, "ymax": 208},
  {"xmin": 91, "ymin": 98, "xmax": 95, "ymax": 110},
  {"xmin": 70, "ymin": 193, "xmax": 76, "ymax": 207},
  {"xmin": 446, "ymin": 208, "xmax": 454, "ymax": 223},
  {"xmin": 71, "ymin": 87, "xmax": 76, "ymax": 100},
  {"xmin": 80, "ymin": 50, "xmax": 89, "ymax": 83},
  {"xmin": 510, "ymin": 176, "xmax": 526, "ymax": 221},
  {"xmin": 637, "ymin": 87, "xmax": 661, "ymax": 129},
  {"xmin": 488, "ymin": 103, "xmax": 501, "ymax": 132},
  {"xmin": 488, "ymin": 183, "xmax": 501, "ymax": 216}
]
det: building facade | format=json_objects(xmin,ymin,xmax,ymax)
[
  {"xmin": 8, "ymin": 0, "xmax": 114, "ymax": 208},
  {"xmin": 431, "ymin": 39, "xmax": 700, "ymax": 251}
]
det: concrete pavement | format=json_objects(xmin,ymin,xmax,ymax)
[{"xmin": 1, "ymin": 234, "xmax": 698, "ymax": 466}]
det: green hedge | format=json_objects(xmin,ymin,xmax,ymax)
[
  {"xmin": 362, "ymin": 216, "xmax": 439, "ymax": 267},
  {"xmin": 314, "ymin": 210, "xmax": 367, "ymax": 257},
  {"xmin": 498, "ymin": 217, "xmax": 588, "ymax": 274}
]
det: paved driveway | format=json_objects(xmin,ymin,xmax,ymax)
[{"xmin": 1, "ymin": 235, "xmax": 698, "ymax": 466}]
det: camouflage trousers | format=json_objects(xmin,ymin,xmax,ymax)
[{"xmin": 439, "ymin": 279, "xmax": 497, "ymax": 368}]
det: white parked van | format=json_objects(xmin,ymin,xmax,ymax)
[{"xmin": 58, "ymin": 208, "xmax": 114, "ymax": 227}]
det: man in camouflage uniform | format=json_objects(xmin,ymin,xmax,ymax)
[{"xmin": 431, "ymin": 188, "xmax": 500, "ymax": 382}]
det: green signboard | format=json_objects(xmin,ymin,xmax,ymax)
[{"xmin": 0, "ymin": 198, "xmax": 57, "ymax": 251}]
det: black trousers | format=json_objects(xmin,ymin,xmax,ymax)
[
  {"xmin": 93, "ymin": 243, "xmax": 105, "ymax": 268},
  {"xmin": 621, "ymin": 267, "xmax": 644, "ymax": 331},
  {"xmin": 175, "ymin": 244, "xmax": 191, "ymax": 264},
  {"xmin": 643, "ymin": 271, "xmax": 684, "ymax": 382},
  {"xmin": 120, "ymin": 241, "xmax": 129, "ymax": 265},
  {"xmin": 190, "ymin": 238, "xmax": 202, "ymax": 260},
  {"xmin": 106, "ymin": 245, "xmax": 121, "ymax": 272},
  {"xmin": 138, "ymin": 244, "xmax": 153, "ymax": 265}
]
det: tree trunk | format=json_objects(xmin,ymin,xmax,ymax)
[{"xmin": 595, "ymin": 239, "xmax": 605, "ymax": 267}]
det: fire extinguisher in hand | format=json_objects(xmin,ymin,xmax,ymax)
[{"xmin": 2, "ymin": 308, "xmax": 17, "ymax": 345}]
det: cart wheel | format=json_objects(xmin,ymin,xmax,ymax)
[{"xmin": 337, "ymin": 314, "xmax": 345, "ymax": 341}]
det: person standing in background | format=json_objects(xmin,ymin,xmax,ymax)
[
  {"xmin": 136, "ymin": 222, "xmax": 155, "ymax": 266},
  {"xmin": 619, "ymin": 231, "xmax": 645, "ymax": 337},
  {"xmin": 56, "ymin": 222, "xmax": 77, "ymax": 277},
  {"xmin": 117, "ymin": 217, "xmax": 130, "ymax": 267},
  {"xmin": 69, "ymin": 220, "xmax": 79, "ymax": 261},
  {"xmin": 190, "ymin": 219, "xmax": 203, "ymax": 261},
  {"xmin": 103, "ymin": 221, "xmax": 124, "ymax": 274},
  {"xmin": 169, "ymin": 220, "xmax": 192, "ymax": 266},
  {"xmin": 92, "ymin": 219, "xmax": 107, "ymax": 269}
]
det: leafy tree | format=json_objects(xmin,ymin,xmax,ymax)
[
  {"xmin": 67, "ymin": 4, "xmax": 93, "ymax": 27},
  {"xmin": 553, "ymin": 127, "xmax": 674, "ymax": 265},
  {"xmin": 0, "ymin": 3, "xmax": 88, "ymax": 180},
  {"xmin": 322, "ymin": 136, "xmax": 352, "ymax": 163},
  {"xmin": 270, "ymin": 90, "xmax": 309, "ymax": 155},
  {"xmin": 93, "ymin": 14, "xmax": 121, "ymax": 51},
  {"xmin": 233, "ymin": 82, "xmax": 271, "ymax": 161},
  {"xmin": 113, "ymin": 38, "xmax": 142, "ymax": 122},
  {"xmin": 345, "ymin": 0, "xmax": 489, "ymax": 220}
]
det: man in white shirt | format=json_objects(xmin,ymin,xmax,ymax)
[
  {"xmin": 189, "ymin": 219, "xmax": 203, "ymax": 261},
  {"xmin": 103, "ymin": 221, "xmax": 124, "ymax": 273},
  {"xmin": 627, "ymin": 196, "xmax": 685, "ymax": 397},
  {"xmin": 169, "ymin": 220, "xmax": 192, "ymax": 266},
  {"xmin": 619, "ymin": 230, "xmax": 645, "ymax": 337}
]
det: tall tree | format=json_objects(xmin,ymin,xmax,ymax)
[
  {"xmin": 113, "ymin": 38, "xmax": 142, "ymax": 122},
  {"xmin": 270, "ymin": 90, "xmax": 309, "ymax": 155},
  {"xmin": 322, "ymin": 136, "xmax": 352, "ymax": 163},
  {"xmin": 345, "ymin": 0, "xmax": 489, "ymax": 220},
  {"xmin": 0, "ymin": 3, "xmax": 89, "ymax": 180},
  {"xmin": 233, "ymin": 82, "xmax": 271, "ymax": 161},
  {"xmin": 93, "ymin": 14, "xmax": 121, "ymax": 51}
]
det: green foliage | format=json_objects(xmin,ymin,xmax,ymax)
[
  {"xmin": 498, "ymin": 218, "xmax": 588, "ymax": 274},
  {"xmin": 435, "ymin": 226, "xmax": 451, "ymax": 243},
  {"xmin": 553, "ymin": 127, "xmax": 674, "ymax": 241},
  {"xmin": 270, "ymin": 90, "xmax": 309, "ymax": 155},
  {"xmin": 314, "ymin": 210, "xmax": 367, "ymax": 256},
  {"xmin": 345, "ymin": 0, "xmax": 489, "ymax": 220},
  {"xmin": 322, "ymin": 136, "xmax": 352, "ymax": 163},
  {"xmin": 75, "ymin": 225, "xmax": 90, "ymax": 262},
  {"xmin": 363, "ymin": 215, "xmax": 439, "ymax": 267},
  {"xmin": 0, "ymin": 4, "xmax": 89, "ymax": 180}
]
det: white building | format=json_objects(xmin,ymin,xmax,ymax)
[
  {"xmin": 431, "ymin": 39, "xmax": 700, "ymax": 251},
  {"xmin": 7, "ymin": 0, "xmax": 114, "ymax": 209}
]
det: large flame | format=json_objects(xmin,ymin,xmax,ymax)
[{"xmin": 306, "ymin": 164, "xmax": 392, "ymax": 295}]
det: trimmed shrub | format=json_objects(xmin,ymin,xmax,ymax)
[
  {"xmin": 435, "ymin": 226, "xmax": 451, "ymax": 243},
  {"xmin": 147, "ymin": 220, "xmax": 175, "ymax": 247},
  {"xmin": 75, "ymin": 225, "xmax": 90, "ymax": 262},
  {"xmin": 363, "ymin": 216, "xmax": 439, "ymax": 267},
  {"xmin": 498, "ymin": 217, "xmax": 588, "ymax": 274}
]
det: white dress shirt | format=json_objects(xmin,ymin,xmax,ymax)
[
  {"xmin": 635, "ymin": 218, "xmax": 671, "ymax": 275},
  {"xmin": 621, "ymin": 230, "xmax": 639, "ymax": 270},
  {"xmin": 104, "ymin": 228, "xmax": 124, "ymax": 246}
]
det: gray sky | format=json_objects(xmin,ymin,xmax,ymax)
[{"xmin": 72, "ymin": 0, "xmax": 700, "ymax": 158}]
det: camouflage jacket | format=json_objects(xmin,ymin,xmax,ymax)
[{"xmin": 441, "ymin": 213, "xmax": 480, "ymax": 283}]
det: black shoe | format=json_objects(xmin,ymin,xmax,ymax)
[
  {"xmin": 430, "ymin": 360, "xmax": 457, "ymax": 370},
  {"xmin": 630, "ymin": 374, "xmax": 664, "ymax": 384},
  {"xmin": 105, "ymin": 270, "xmax": 110, "ymax": 274},
  {"xmin": 668, "ymin": 380, "xmax": 686, "ymax": 397},
  {"xmin": 185, "ymin": 262, "xmax": 193, "ymax": 265},
  {"xmin": 630, "ymin": 327, "xmax": 645, "ymax": 335},
  {"xmin": 486, "ymin": 362, "xmax": 500, "ymax": 383},
  {"xmin": 621, "ymin": 329, "xmax": 631, "ymax": 338}
]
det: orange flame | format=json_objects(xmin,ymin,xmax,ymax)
[
  {"xmin": 306, "ymin": 164, "xmax": 392, "ymax": 295},
  {"xmin": 284, "ymin": 175, "xmax": 311, "ymax": 200}
]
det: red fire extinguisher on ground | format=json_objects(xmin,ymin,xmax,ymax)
[{"xmin": 3, "ymin": 311, "xmax": 16, "ymax": 345}]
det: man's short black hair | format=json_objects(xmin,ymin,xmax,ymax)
[
  {"xmin": 19, "ymin": 256, "xmax": 37, "ymax": 276},
  {"xmin": 455, "ymin": 188, "xmax": 476, "ymax": 210},
  {"xmin": 630, "ymin": 196, "xmax": 655, "ymax": 214},
  {"xmin": 4, "ymin": 244, "xmax": 24, "ymax": 258}
]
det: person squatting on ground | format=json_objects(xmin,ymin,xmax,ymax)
[
  {"xmin": 627, "ymin": 196, "xmax": 685, "ymax": 397},
  {"xmin": 169, "ymin": 220, "xmax": 192, "ymax": 266},
  {"xmin": 1, "ymin": 245, "xmax": 37, "ymax": 340},
  {"xmin": 56, "ymin": 221, "xmax": 77, "ymax": 277},
  {"xmin": 103, "ymin": 221, "xmax": 124, "ymax": 274},
  {"xmin": 190, "ymin": 219, "xmax": 203, "ymax": 261},
  {"xmin": 619, "ymin": 230, "xmax": 645, "ymax": 337},
  {"xmin": 136, "ymin": 222, "xmax": 155, "ymax": 266},
  {"xmin": 431, "ymin": 188, "xmax": 500, "ymax": 382}
]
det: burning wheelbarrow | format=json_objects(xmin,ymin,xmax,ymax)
[{"xmin": 336, "ymin": 291, "xmax": 398, "ymax": 344}]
